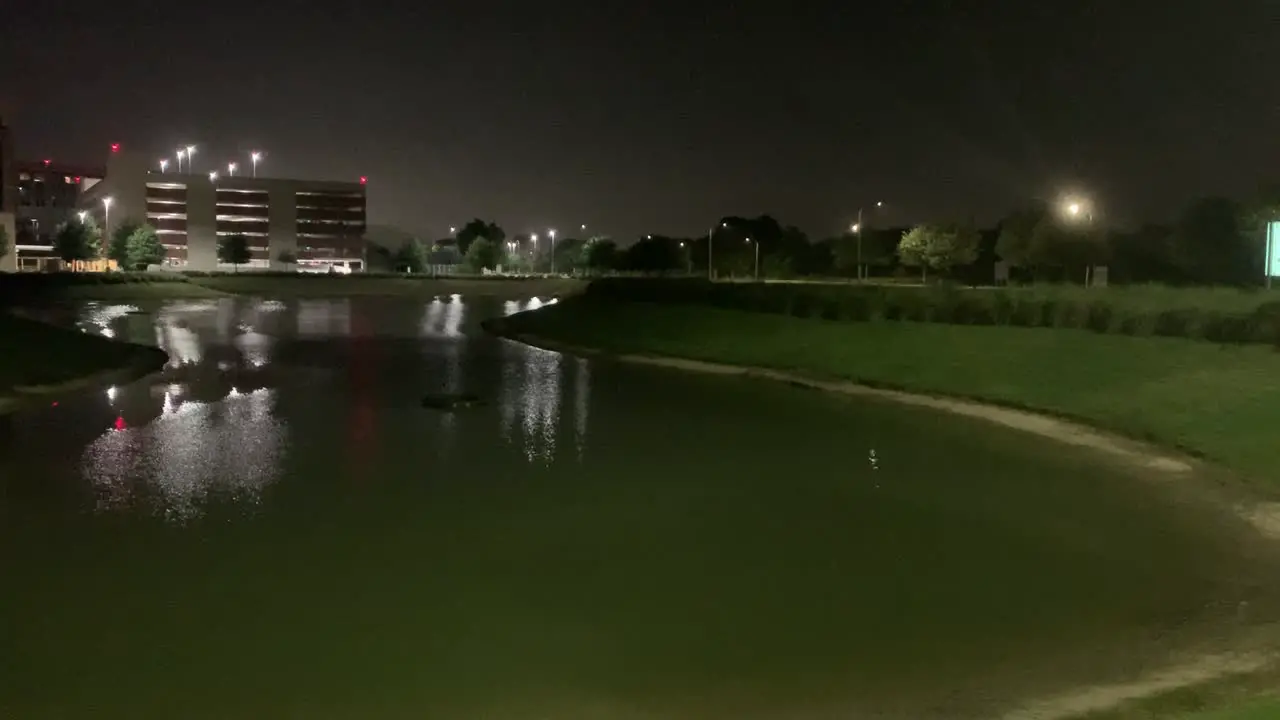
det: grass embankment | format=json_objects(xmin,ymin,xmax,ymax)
[
  {"xmin": 0, "ymin": 314, "xmax": 167, "ymax": 413},
  {"xmin": 0, "ymin": 271, "xmax": 584, "ymax": 302},
  {"xmin": 498, "ymin": 296, "xmax": 1280, "ymax": 485}
]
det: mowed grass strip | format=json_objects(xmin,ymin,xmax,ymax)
[{"xmin": 504, "ymin": 298, "xmax": 1280, "ymax": 484}]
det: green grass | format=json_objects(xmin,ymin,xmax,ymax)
[
  {"xmin": 187, "ymin": 275, "xmax": 583, "ymax": 298},
  {"xmin": 0, "ymin": 314, "xmax": 166, "ymax": 397},
  {"xmin": 502, "ymin": 298, "xmax": 1280, "ymax": 485}
]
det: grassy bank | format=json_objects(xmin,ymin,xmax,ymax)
[
  {"xmin": 584, "ymin": 279, "xmax": 1280, "ymax": 346},
  {"xmin": 0, "ymin": 271, "xmax": 585, "ymax": 303},
  {"xmin": 0, "ymin": 314, "xmax": 168, "ymax": 413},
  {"xmin": 498, "ymin": 297, "xmax": 1280, "ymax": 485}
]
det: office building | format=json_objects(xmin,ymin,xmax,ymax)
[{"xmin": 80, "ymin": 147, "xmax": 367, "ymax": 272}]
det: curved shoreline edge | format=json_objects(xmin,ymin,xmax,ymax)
[
  {"xmin": 485, "ymin": 317, "xmax": 1280, "ymax": 719},
  {"xmin": 0, "ymin": 342, "xmax": 169, "ymax": 418},
  {"xmin": 482, "ymin": 318, "xmax": 1280, "ymax": 544}
]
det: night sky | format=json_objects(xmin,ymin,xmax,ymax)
[{"xmin": 5, "ymin": 2, "xmax": 1277, "ymax": 239}]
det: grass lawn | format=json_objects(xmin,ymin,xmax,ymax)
[
  {"xmin": 0, "ymin": 314, "xmax": 167, "ymax": 403},
  {"xmin": 188, "ymin": 275, "xmax": 584, "ymax": 298},
  {"xmin": 501, "ymin": 298, "xmax": 1280, "ymax": 486}
]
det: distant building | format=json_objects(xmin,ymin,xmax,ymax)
[
  {"xmin": 0, "ymin": 117, "xmax": 16, "ymax": 271},
  {"xmin": 80, "ymin": 147, "xmax": 368, "ymax": 272}
]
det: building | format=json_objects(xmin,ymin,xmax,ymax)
[
  {"xmin": 0, "ymin": 117, "xmax": 15, "ymax": 272},
  {"xmin": 13, "ymin": 159, "xmax": 106, "ymax": 271},
  {"xmin": 79, "ymin": 147, "xmax": 367, "ymax": 272}
]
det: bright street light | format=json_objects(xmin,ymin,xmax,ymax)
[
  {"xmin": 745, "ymin": 237, "xmax": 760, "ymax": 280},
  {"xmin": 227, "ymin": 162, "xmax": 238, "ymax": 177},
  {"xmin": 77, "ymin": 211, "xmax": 87, "ymax": 223},
  {"xmin": 159, "ymin": 159, "xmax": 169, "ymax": 173},
  {"xmin": 449, "ymin": 226, "xmax": 457, "ymax": 234},
  {"xmin": 708, "ymin": 221, "xmax": 729, "ymax": 280},
  {"xmin": 250, "ymin": 151, "xmax": 262, "ymax": 178},
  {"xmin": 176, "ymin": 149, "xmax": 186, "ymax": 172},
  {"xmin": 850, "ymin": 223, "xmax": 860, "ymax": 233},
  {"xmin": 186, "ymin": 145, "xmax": 197, "ymax": 173},
  {"xmin": 1060, "ymin": 197, "xmax": 1092, "ymax": 222},
  {"xmin": 209, "ymin": 171, "xmax": 219, "ymax": 182},
  {"xmin": 853, "ymin": 202, "xmax": 885, "ymax": 281},
  {"xmin": 102, "ymin": 197, "xmax": 113, "ymax": 236},
  {"xmin": 549, "ymin": 229, "xmax": 558, "ymax": 274}
]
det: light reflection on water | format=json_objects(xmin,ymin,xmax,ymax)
[{"xmin": 44, "ymin": 295, "xmax": 593, "ymax": 521}]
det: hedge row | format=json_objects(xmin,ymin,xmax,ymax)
[{"xmin": 583, "ymin": 279, "xmax": 1280, "ymax": 346}]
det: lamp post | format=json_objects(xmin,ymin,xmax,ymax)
[
  {"xmin": 251, "ymin": 151, "xmax": 262, "ymax": 178},
  {"xmin": 102, "ymin": 197, "xmax": 113, "ymax": 239},
  {"xmin": 708, "ymin": 221, "xmax": 728, "ymax": 280},
  {"xmin": 186, "ymin": 145, "xmax": 197, "ymax": 174},
  {"xmin": 746, "ymin": 237, "xmax": 759, "ymax": 280},
  {"xmin": 549, "ymin": 229, "xmax": 557, "ymax": 275},
  {"xmin": 176, "ymin": 149, "xmax": 186, "ymax": 173},
  {"xmin": 159, "ymin": 159, "xmax": 169, "ymax": 174},
  {"xmin": 531, "ymin": 233, "xmax": 539, "ymax": 267},
  {"xmin": 1061, "ymin": 197, "xmax": 1096, "ymax": 286},
  {"xmin": 209, "ymin": 171, "xmax": 219, "ymax": 182},
  {"xmin": 227, "ymin": 162, "xmax": 238, "ymax": 177},
  {"xmin": 680, "ymin": 241, "xmax": 692, "ymax": 275},
  {"xmin": 853, "ymin": 200, "xmax": 884, "ymax": 281}
]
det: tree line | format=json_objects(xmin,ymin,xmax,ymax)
[{"xmin": 386, "ymin": 195, "xmax": 1279, "ymax": 286}]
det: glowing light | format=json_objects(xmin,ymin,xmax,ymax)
[
  {"xmin": 209, "ymin": 171, "xmax": 219, "ymax": 182},
  {"xmin": 43, "ymin": 159, "xmax": 51, "ymax": 166},
  {"xmin": 110, "ymin": 143, "xmax": 120, "ymax": 153},
  {"xmin": 359, "ymin": 176, "xmax": 367, "ymax": 185},
  {"xmin": 106, "ymin": 386, "xmax": 118, "ymax": 402},
  {"xmin": 114, "ymin": 416, "xmax": 127, "ymax": 431}
]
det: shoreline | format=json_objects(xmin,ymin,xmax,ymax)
[
  {"xmin": 486, "ymin": 318, "xmax": 1280, "ymax": 719},
  {"xmin": 484, "ymin": 318, "xmax": 1280, "ymax": 543}
]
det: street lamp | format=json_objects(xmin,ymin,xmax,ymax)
[
  {"xmin": 708, "ymin": 221, "xmax": 728, "ymax": 280},
  {"xmin": 746, "ymin": 237, "xmax": 759, "ymax": 281},
  {"xmin": 159, "ymin": 159, "xmax": 169, "ymax": 173},
  {"xmin": 251, "ymin": 151, "xmax": 262, "ymax": 178},
  {"xmin": 549, "ymin": 229, "xmax": 557, "ymax": 274},
  {"xmin": 227, "ymin": 162, "xmax": 238, "ymax": 177},
  {"xmin": 186, "ymin": 145, "xmax": 197, "ymax": 174},
  {"xmin": 176, "ymin": 149, "xmax": 186, "ymax": 173},
  {"xmin": 102, "ymin": 197, "xmax": 113, "ymax": 237},
  {"xmin": 77, "ymin": 211, "xmax": 87, "ymax": 223},
  {"xmin": 853, "ymin": 201, "xmax": 884, "ymax": 281},
  {"xmin": 680, "ymin": 240, "xmax": 692, "ymax": 275},
  {"xmin": 208, "ymin": 171, "xmax": 219, "ymax": 182}
]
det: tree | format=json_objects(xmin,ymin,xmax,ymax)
[
  {"xmin": 551, "ymin": 237, "xmax": 587, "ymax": 273},
  {"xmin": 53, "ymin": 217, "xmax": 102, "ymax": 263},
  {"xmin": 583, "ymin": 238, "xmax": 619, "ymax": 273},
  {"xmin": 620, "ymin": 235, "xmax": 681, "ymax": 274},
  {"xmin": 394, "ymin": 238, "xmax": 429, "ymax": 273},
  {"xmin": 124, "ymin": 224, "xmax": 165, "ymax": 270},
  {"xmin": 1170, "ymin": 196, "xmax": 1254, "ymax": 285},
  {"xmin": 994, "ymin": 205, "xmax": 1047, "ymax": 270},
  {"xmin": 106, "ymin": 218, "xmax": 143, "ymax": 267},
  {"xmin": 218, "ymin": 234, "xmax": 252, "ymax": 272},
  {"xmin": 897, "ymin": 224, "xmax": 980, "ymax": 282},
  {"xmin": 464, "ymin": 237, "xmax": 499, "ymax": 272},
  {"xmin": 455, "ymin": 219, "xmax": 506, "ymax": 255}
]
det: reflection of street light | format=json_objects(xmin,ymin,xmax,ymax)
[
  {"xmin": 746, "ymin": 237, "xmax": 760, "ymax": 280},
  {"xmin": 251, "ymin": 151, "xmax": 262, "ymax": 177},
  {"xmin": 159, "ymin": 159, "xmax": 169, "ymax": 173}
]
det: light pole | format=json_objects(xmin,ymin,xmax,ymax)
[
  {"xmin": 746, "ymin": 237, "xmax": 759, "ymax": 280},
  {"xmin": 680, "ymin": 241, "xmax": 692, "ymax": 275},
  {"xmin": 159, "ymin": 159, "xmax": 169, "ymax": 174},
  {"xmin": 549, "ymin": 229, "xmax": 557, "ymax": 275},
  {"xmin": 186, "ymin": 145, "xmax": 197, "ymax": 174},
  {"xmin": 102, "ymin": 197, "xmax": 113, "ymax": 239},
  {"xmin": 176, "ymin": 149, "xmax": 186, "ymax": 173},
  {"xmin": 227, "ymin": 162, "xmax": 238, "ymax": 177},
  {"xmin": 853, "ymin": 200, "xmax": 884, "ymax": 281},
  {"xmin": 1061, "ymin": 197, "xmax": 1095, "ymax": 286},
  {"xmin": 531, "ymin": 233, "xmax": 539, "ymax": 268},
  {"xmin": 708, "ymin": 221, "xmax": 728, "ymax": 280},
  {"xmin": 251, "ymin": 151, "xmax": 262, "ymax": 178}
]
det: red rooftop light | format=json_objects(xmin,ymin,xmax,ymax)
[
  {"xmin": 110, "ymin": 143, "xmax": 120, "ymax": 153},
  {"xmin": 359, "ymin": 176, "xmax": 367, "ymax": 185},
  {"xmin": 43, "ymin": 159, "xmax": 51, "ymax": 166}
]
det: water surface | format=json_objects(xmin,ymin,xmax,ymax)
[{"xmin": 1, "ymin": 296, "xmax": 1275, "ymax": 719}]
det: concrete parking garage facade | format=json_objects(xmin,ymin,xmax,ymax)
[{"xmin": 80, "ymin": 149, "xmax": 367, "ymax": 272}]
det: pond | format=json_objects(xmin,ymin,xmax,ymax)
[{"xmin": 1, "ymin": 296, "xmax": 1275, "ymax": 719}]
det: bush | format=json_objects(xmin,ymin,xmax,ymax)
[{"xmin": 579, "ymin": 278, "xmax": 1280, "ymax": 346}]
